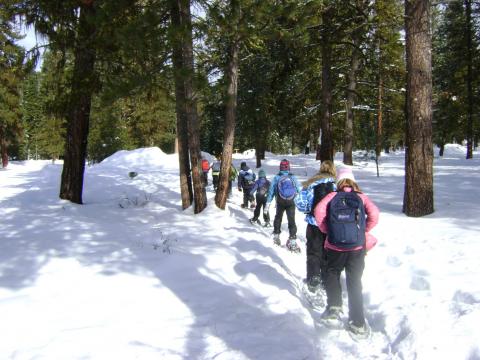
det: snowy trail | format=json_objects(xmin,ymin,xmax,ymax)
[{"xmin": 1, "ymin": 146, "xmax": 480, "ymax": 359}]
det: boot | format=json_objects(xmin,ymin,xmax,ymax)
[{"xmin": 273, "ymin": 233, "xmax": 281, "ymax": 246}]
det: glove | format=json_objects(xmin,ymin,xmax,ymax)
[{"xmin": 263, "ymin": 202, "xmax": 270, "ymax": 216}]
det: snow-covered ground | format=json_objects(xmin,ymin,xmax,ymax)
[{"xmin": 0, "ymin": 145, "xmax": 479, "ymax": 360}]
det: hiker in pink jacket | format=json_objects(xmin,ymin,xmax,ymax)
[{"xmin": 313, "ymin": 166, "xmax": 379, "ymax": 338}]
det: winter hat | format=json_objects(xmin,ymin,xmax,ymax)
[
  {"xmin": 258, "ymin": 169, "xmax": 266, "ymax": 178},
  {"xmin": 280, "ymin": 159, "xmax": 290, "ymax": 171},
  {"xmin": 240, "ymin": 161, "xmax": 247, "ymax": 171},
  {"xmin": 336, "ymin": 166, "xmax": 355, "ymax": 182}
]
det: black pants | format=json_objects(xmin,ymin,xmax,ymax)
[
  {"xmin": 306, "ymin": 224, "xmax": 327, "ymax": 284},
  {"xmin": 242, "ymin": 189, "xmax": 255, "ymax": 207},
  {"xmin": 212, "ymin": 174, "xmax": 219, "ymax": 190},
  {"xmin": 324, "ymin": 248, "xmax": 366, "ymax": 326},
  {"xmin": 273, "ymin": 197, "xmax": 297, "ymax": 237},
  {"xmin": 252, "ymin": 195, "xmax": 270, "ymax": 223},
  {"xmin": 203, "ymin": 172, "xmax": 208, "ymax": 186}
]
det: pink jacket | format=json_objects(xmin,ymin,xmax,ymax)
[{"xmin": 314, "ymin": 187, "xmax": 380, "ymax": 251}]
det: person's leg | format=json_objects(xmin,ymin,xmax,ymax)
[
  {"xmin": 345, "ymin": 250, "xmax": 366, "ymax": 326},
  {"xmin": 252, "ymin": 199, "xmax": 261, "ymax": 220},
  {"xmin": 285, "ymin": 202, "xmax": 297, "ymax": 237},
  {"xmin": 242, "ymin": 191, "xmax": 249, "ymax": 207},
  {"xmin": 306, "ymin": 224, "xmax": 323, "ymax": 281},
  {"xmin": 273, "ymin": 202, "xmax": 285, "ymax": 234},
  {"xmin": 324, "ymin": 250, "xmax": 347, "ymax": 309}
]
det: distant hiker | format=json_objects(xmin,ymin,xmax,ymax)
[
  {"xmin": 228, "ymin": 163, "xmax": 238, "ymax": 197},
  {"xmin": 294, "ymin": 160, "xmax": 336, "ymax": 294},
  {"xmin": 238, "ymin": 162, "xmax": 256, "ymax": 208},
  {"xmin": 305, "ymin": 140, "xmax": 311, "ymax": 155},
  {"xmin": 265, "ymin": 159, "xmax": 302, "ymax": 251},
  {"xmin": 314, "ymin": 166, "xmax": 379, "ymax": 338},
  {"xmin": 201, "ymin": 158, "xmax": 210, "ymax": 186},
  {"xmin": 211, "ymin": 158, "xmax": 221, "ymax": 191},
  {"xmin": 249, "ymin": 169, "xmax": 271, "ymax": 227}
]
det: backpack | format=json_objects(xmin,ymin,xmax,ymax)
[
  {"xmin": 243, "ymin": 171, "xmax": 256, "ymax": 186},
  {"xmin": 201, "ymin": 159, "xmax": 209, "ymax": 172},
  {"xmin": 327, "ymin": 191, "xmax": 366, "ymax": 249},
  {"xmin": 277, "ymin": 174, "xmax": 297, "ymax": 200},
  {"xmin": 256, "ymin": 179, "xmax": 270, "ymax": 197},
  {"xmin": 212, "ymin": 161, "xmax": 221, "ymax": 173},
  {"xmin": 309, "ymin": 181, "xmax": 335, "ymax": 216}
]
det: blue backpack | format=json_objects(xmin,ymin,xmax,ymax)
[
  {"xmin": 277, "ymin": 174, "xmax": 296, "ymax": 200},
  {"xmin": 243, "ymin": 171, "xmax": 256, "ymax": 186},
  {"xmin": 327, "ymin": 191, "xmax": 366, "ymax": 249}
]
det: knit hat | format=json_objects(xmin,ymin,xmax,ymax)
[
  {"xmin": 240, "ymin": 162, "xmax": 247, "ymax": 171},
  {"xmin": 280, "ymin": 159, "xmax": 290, "ymax": 171},
  {"xmin": 336, "ymin": 166, "xmax": 355, "ymax": 182},
  {"xmin": 258, "ymin": 169, "xmax": 266, "ymax": 178}
]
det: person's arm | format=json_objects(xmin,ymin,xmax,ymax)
[
  {"xmin": 266, "ymin": 176, "xmax": 277, "ymax": 203},
  {"xmin": 360, "ymin": 194, "xmax": 379, "ymax": 232}
]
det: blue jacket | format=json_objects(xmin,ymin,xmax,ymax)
[
  {"xmin": 294, "ymin": 177, "xmax": 336, "ymax": 226},
  {"xmin": 266, "ymin": 171, "xmax": 302, "ymax": 204},
  {"xmin": 238, "ymin": 167, "xmax": 256, "ymax": 190}
]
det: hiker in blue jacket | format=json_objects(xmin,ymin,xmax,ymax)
[
  {"xmin": 249, "ymin": 169, "xmax": 271, "ymax": 227},
  {"xmin": 238, "ymin": 162, "xmax": 256, "ymax": 208},
  {"xmin": 265, "ymin": 159, "xmax": 302, "ymax": 252},
  {"xmin": 295, "ymin": 160, "xmax": 337, "ymax": 294}
]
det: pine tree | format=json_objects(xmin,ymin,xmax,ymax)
[
  {"xmin": 404, "ymin": 0, "xmax": 434, "ymax": 217},
  {"xmin": 0, "ymin": 2, "xmax": 26, "ymax": 167}
]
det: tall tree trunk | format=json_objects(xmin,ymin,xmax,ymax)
[
  {"xmin": 170, "ymin": 0, "xmax": 193, "ymax": 209},
  {"xmin": 215, "ymin": 0, "xmax": 240, "ymax": 210},
  {"xmin": 59, "ymin": 2, "xmax": 96, "ymax": 204},
  {"xmin": 376, "ymin": 70, "xmax": 383, "ymax": 158},
  {"xmin": 464, "ymin": 0, "xmax": 473, "ymax": 159},
  {"xmin": 177, "ymin": 0, "xmax": 206, "ymax": 214},
  {"xmin": 403, "ymin": 0, "xmax": 434, "ymax": 217},
  {"xmin": 317, "ymin": 9, "xmax": 334, "ymax": 162},
  {"xmin": 343, "ymin": 37, "xmax": 361, "ymax": 165},
  {"xmin": 0, "ymin": 125, "xmax": 8, "ymax": 168}
]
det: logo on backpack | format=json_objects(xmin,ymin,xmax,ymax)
[
  {"xmin": 309, "ymin": 181, "xmax": 335, "ymax": 215},
  {"xmin": 327, "ymin": 192, "xmax": 366, "ymax": 249},
  {"xmin": 277, "ymin": 175, "xmax": 296, "ymax": 200}
]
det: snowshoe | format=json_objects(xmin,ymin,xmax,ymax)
[
  {"xmin": 250, "ymin": 202, "xmax": 256, "ymax": 209},
  {"xmin": 241, "ymin": 204, "xmax": 247, "ymax": 208},
  {"xmin": 320, "ymin": 307, "xmax": 344, "ymax": 329},
  {"xmin": 249, "ymin": 218, "xmax": 262, "ymax": 226},
  {"xmin": 273, "ymin": 233, "xmax": 281, "ymax": 246},
  {"xmin": 263, "ymin": 222, "xmax": 271, "ymax": 228},
  {"xmin": 302, "ymin": 281, "xmax": 325, "ymax": 310},
  {"xmin": 346, "ymin": 320, "xmax": 371, "ymax": 341},
  {"xmin": 286, "ymin": 237, "xmax": 301, "ymax": 253}
]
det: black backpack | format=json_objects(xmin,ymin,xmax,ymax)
[
  {"xmin": 327, "ymin": 191, "xmax": 366, "ymax": 249},
  {"xmin": 309, "ymin": 181, "xmax": 335, "ymax": 216}
]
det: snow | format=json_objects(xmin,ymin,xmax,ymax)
[{"xmin": 1, "ymin": 144, "xmax": 480, "ymax": 359}]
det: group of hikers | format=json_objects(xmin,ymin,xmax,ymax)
[{"xmin": 201, "ymin": 155, "xmax": 379, "ymax": 338}]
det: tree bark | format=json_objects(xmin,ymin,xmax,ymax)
[
  {"xmin": 59, "ymin": 2, "xmax": 96, "ymax": 204},
  {"xmin": 464, "ymin": 0, "xmax": 473, "ymax": 159},
  {"xmin": 0, "ymin": 125, "xmax": 8, "ymax": 168},
  {"xmin": 403, "ymin": 0, "xmax": 434, "ymax": 217},
  {"xmin": 215, "ymin": 0, "xmax": 240, "ymax": 210},
  {"xmin": 170, "ymin": 0, "xmax": 193, "ymax": 209},
  {"xmin": 317, "ymin": 9, "xmax": 334, "ymax": 162},
  {"xmin": 176, "ymin": 0, "xmax": 206, "ymax": 214},
  {"xmin": 376, "ymin": 71, "xmax": 383, "ymax": 158},
  {"xmin": 343, "ymin": 38, "xmax": 361, "ymax": 165}
]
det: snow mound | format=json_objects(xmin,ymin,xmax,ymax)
[
  {"xmin": 442, "ymin": 144, "xmax": 467, "ymax": 157},
  {"xmin": 98, "ymin": 147, "xmax": 177, "ymax": 170}
]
